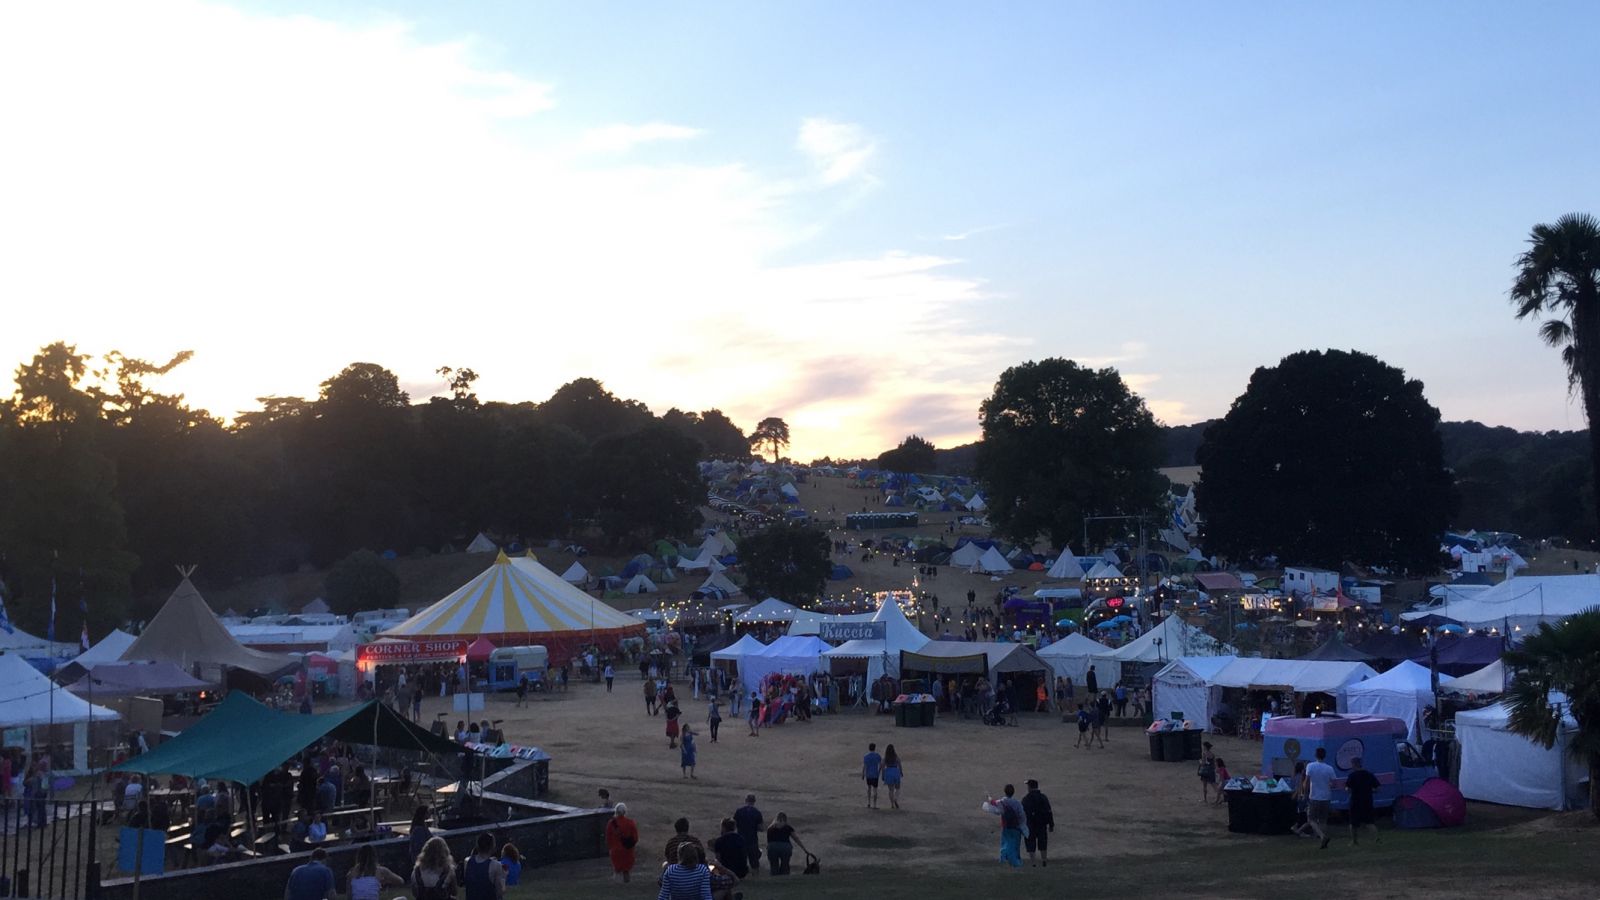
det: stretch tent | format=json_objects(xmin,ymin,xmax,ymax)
[
  {"xmin": 1457, "ymin": 696, "xmax": 1583, "ymax": 810},
  {"xmin": 114, "ymin": 692, "xmax": 462, "ymax": 786},
  {"xmin": 121, "ymin": 577, "xmax": 297, "ymax": 680},
  {"xmin": 1035, "ymin": 632, "xmax": 1114, "ymax": 689},
  {"xmin": 1400, "ymin": 574, "xmax": 1600, "ymax": 629},
  {"xmin": 1151, "ymin": 656, "xmax": 1237, "ymax": 729},
  {"xmin": 821, "ymin": 600, "xmax": 930, "ymax": 686},
  {"xmin": 738, "ymin": 635, "xmax": 832, "ymax": 693},
  {"xmin": 382, "ymin": 551, "xmax": 645, "ymax": 659},
  {"xmin": 1342, "ymin": 660, "xmax": 1449, "ymax": 742}
]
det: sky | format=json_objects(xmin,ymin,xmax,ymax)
[{"xmin": 2, "ymin": 2, "xmax": 1597, "ymax": 460}]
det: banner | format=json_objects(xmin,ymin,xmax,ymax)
[
  {"xmin": 819, "ymin": 621, "xmax": 885, "ymax": 642},
  {"xmin": 356, "ymin": 639, "xmax": 469, "ymax": 664}
]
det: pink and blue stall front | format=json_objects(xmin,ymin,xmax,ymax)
[{"xmin": 1262, "ymin": 715, "xmax": 1434, "ymax": 810}]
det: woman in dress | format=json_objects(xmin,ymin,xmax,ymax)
[
  {"xmin": 881, "ymin": 744, "xmax": 904, "ymax": 809},
  {"xmin": 665, "ymin": 699, "xmax": 682, "ymax": 749},
  {"xmin": 603, "ymin": 802, "xmax": 639, "ymax": 883},
  {"xmin": 680, "ymin": 725, "xmax": 698, "ymax": 779},
  {"xmin": 346, "ymin": 844, "xmax": 405, "ymax": 900}
]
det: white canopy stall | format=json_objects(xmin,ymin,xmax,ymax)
[
  {"xmin": 1457, "ymin": 696, "xmax": 1584, "ymax": 810},
  {"xmin": 0, "ymin": 653, "xmax": 120, "ymax": 773},
  {"xmin": 1341, "ymin": 660, "xmax": 1450, "ymax": 742},
  {"xmin": 1035, "ymin": 632, "xmax": 1113, "ymax": 690},
  {"xmin": 738, "ymin": 635, "xmax": 832, "ymax": 693},
  {"xmin": 820, "ymin": 600, "xmax": 930, "ymax": 688},
  {"xmin": 1151, "ymin": 656, "xmax": 1237, "ymax": 729}
]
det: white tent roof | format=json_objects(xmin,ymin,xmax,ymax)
[
  {"xmin": 696, "ymin": 572, "xmax": 742, "ymax": 597},
  {"xmin": 1036, "ymin": 631, "xmax": 1113, "ymax": 661},
  {"xmin": 465, "ymin": 532, "xmax": 497, "ymax": 553},
  {"xmin": 1456, "ymin": 694, "xmax": 1580, "ymax": 810},
  {"xmin": 0, "ymin": 653, "xmax": 119, "ymax": 727},
  {"xmin": 1101, "ymin": 615, "xmax": 1233, "ymax": 662},
  {"xmin": 561, "ymin": 561, "xmax": 588, "ymax": 583},
  {"xmin": 67, "ymin": 629, "xmax": 136, "ymax": 670},
  {"xmin": 1046, "ymin": 554, "xmax": 1085, "ymax": 580},
  {"xmin": 738, "ymin": 635, "xmax": 832, "ymax": 692},
  {"xmin": 973, "ymin": 546, "xmax": 1013, "ymax": 574},
  {"xmin": 736, "ymin": 598, "xmax": 800, "ymax": 624},
  {"xmin": 965, "ymin": 493, "xmax": 987, "ymax": 512},
  {"xmin": 1341, "ymin": 659, "xmax": 1446, "ymax": 742},
  {"xmin": 1151, "ymin": 656, "xmax": 1237, "ymax": 728},
  {"xmin": 1447, "ymin": 659, "xmax": 1506, "ymax": 695},
  {"xmin": 1207, "ymin": 658, "xmax": 1377, "ymax": 695},
  {"xmin": 949, "ymin": 543, "xmax": 983, "ymax": 568},
  {"xmin": 622, "ymin": 574, "xmax": 658, "ymax": 594},
  {"xmin": 710, "ymin": 634, "xmax": 766, "ymax": 662},
  {"xmin": 821, "ymin": 599, "xmax": 930, "ymax": 661},
  {"xmin": 678, "ymin": 547, "xmax": 723, "ymax": 571},
  {"xmin": 1086, "ymin": 561, "xmax": 1123, "ymax": 579},
  {"xmin": 1401, "ymin": 574, "xmax": 1600, "ymax": 628}
]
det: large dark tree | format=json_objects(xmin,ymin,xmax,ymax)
[
  {"xmin": 695, "ymin": 409, "xmax": 751, "ymax": 459},
  {"xmin": 536, "ymin": 377, "xmax": 653, "ymax": 443},
  {"xmin": 878, "ymin": 434, "xmax": 936, "ymax": 474},
  {"xmin": 748, "ymin": 416, "xmax": 791, "ymax": 463},
  {"xmin": 323, "ymin": 549, "xmax": 401, "ymax": 615},
  {"xmin": 587, "ymin": 423, "xmax": 704, "ymax": 544},
  {"xmin": 1511, "ymin": 212, "xmax": 1600, "ymax": 538},
  {"xmin": 1194, "ymin": 349, "xmax": 1454, "ymax": 570},
  {"xmin": 738, "ymin": 524, "xmax": 831, "ymax": 605},
  {"xmin": 975, "ymin": 359, "xmax": 1165, "ymax": 550}
]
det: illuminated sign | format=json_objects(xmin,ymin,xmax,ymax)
[{"xmin": 356, "ymin": 639, "xmax": 469, "ymax": 664}]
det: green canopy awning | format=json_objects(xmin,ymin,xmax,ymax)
[{"xmin": 114, "ymin": 693, "xmax": 466, "ymax": 785}]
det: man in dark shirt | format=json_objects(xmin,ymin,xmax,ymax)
[
  {"xmin": 733, "ymin": 794, "xmax": 763, "ymax": 876},
  {"xmin": 662, "ymin": 817, "xmax": 705, "ymax": 865},
  {"xmin": 1020, "ymin": 778, "xmax": 1056, "ymax": 867},
  {"xmin": 710, "ymin": 817, "xmax": 749, "ymax": 878},
  {"xmin": 1344, "ymin": 757, "xmax": 1382, "ymax": 845}
]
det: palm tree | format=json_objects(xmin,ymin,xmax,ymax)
[
  {"xmin": 1511, "ymin": 213, "xmax": 1600, "ymax": 535},
  {"xmin": 1503, "ymin": 608, "xmax": 1600, "ymax": 819}
]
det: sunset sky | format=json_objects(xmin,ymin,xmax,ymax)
[{"xmin": 3, "ymin": 2, "xmax": 1598, "ymax": 460}]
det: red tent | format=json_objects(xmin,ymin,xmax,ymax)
[{"xmin": 466, "ymin": 636, "xmax": 497, "ymax": 663}]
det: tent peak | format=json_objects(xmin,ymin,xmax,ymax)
[{"xmin": 495, "ymin": 549, "xmax": 511, "ymax": 564}]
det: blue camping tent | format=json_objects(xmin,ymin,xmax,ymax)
[{"xmin": 829, "ymin": 564, "xmax": 854, "ymax": 580}]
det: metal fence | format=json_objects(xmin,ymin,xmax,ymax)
[{"xmin": 0, "ymin": 798, "xmax": 104, "ymax": 899}]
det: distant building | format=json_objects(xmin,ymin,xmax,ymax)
[{"xmin": 1283, "ymin": 567, "xmax": 1339, "ymax": 597}]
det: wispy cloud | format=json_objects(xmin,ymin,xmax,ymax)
[
  {"xmin": 578, "ymin": 122, "xmax": 703, "ymax": 154},
  {"xmin": 797, "ymin": 117, "xmax": 878, "ymax": 185},
  {"xmin": 936, "ymin": 224, "xmax": 1008, "ymax": 242}
]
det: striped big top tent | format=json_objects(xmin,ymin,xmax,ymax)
[{"xmin": 380, "ymin": 550, "xmax": 644, "ymax": 660}]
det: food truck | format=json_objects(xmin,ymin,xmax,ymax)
[
  {"xmin": 486, "ymin": 645, "xmax": 549, "ymax": 691},
  {"xmin": 1262, "ymin": 714, "xmax": 1434, "ymax": 809}
]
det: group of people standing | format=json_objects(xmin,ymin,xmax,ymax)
[
  {"xmin": 603, "ymin": 792, "xmax": 812, "ymax": 899},
  {"xmin": 984, "ymin": 780, "xmax": 1056, "ymax": 868}
]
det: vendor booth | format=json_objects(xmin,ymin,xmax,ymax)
[
  {"xmin": 1150, "ymin": 656, "xmax": 1236, "ymax": 730},
  {"xmin": 1456, "ymin": 697, "xmax": 1585, "ymax": 810},
  {"xmin": 1262, "ymin": 714, "xmax": 1434, "ymax": 809},
  {"xmin": 1341, "ymin": 659, "xmax": 1450, "ymax": 742},
  {"xmin": 901, "ymin": 641, "xmax": 1051, "ymax": 713},
  {"xmin": 1445, "ymin": 659, "xmax": 1505, "ymax": 695},
  {"xmin": 0, "ymin": 652, "xmax": 121, "ymax": 773},
  {"xmin": 1036, "ymin": 632, "xmax": 1113, "ymax": 691},
  {"xmin": 1091, "ymin": 615, "xmax": 1234, "ymax": 684},
  {"xmin": 738, "ymin": 635, "xmax": 832, "ymax": 694},
  {"xmin": 821, "ymin": 600, "xmax": 930, "ymax": 690},
  {"xmin": 709, "ymin": 634, "xmax": 766, "ymax": 680}
]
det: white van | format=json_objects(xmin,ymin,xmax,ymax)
[{"xmin": 487, "ymin": 645, "xmax": 549, "ymax": 691}]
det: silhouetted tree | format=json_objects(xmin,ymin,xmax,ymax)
[
  {"xmin": 748, "ymin": 416, "xmax": 791, "ymax": 463},
  {"xmin": 739, "ymin": 524, "xmax": 831, "ymax": 605}
]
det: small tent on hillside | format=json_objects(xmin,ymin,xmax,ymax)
[
  {"xmin": 1151, "ymin": 656, "xmax": 1236, "ymax": 728},
  {"xmin": 965, "ymin": 493, "xmax": 987, "ymax": 512},
  {"xmin": 1086, "ymin": 561, "xmax": 1123, "ymax": 580},
  {"xmin": 466, "ymin": 533, "xmax": 497, "ymax": 554},
  {"xmin": 300, "ymin": 597, "xmax": 331, "ymax": 615},
  {"xmin": 122, "ymin": 575, "xmax": 298, "ymax": 680},
  {"xmin": 1341, "ymin": 660, "xmax": 1447, "ymax": 742},
  {"xmin": 622, "ymin": 574, "xmax": 658, "ymax": 595},
  {"xmin": 949, "ymin": 543, "xmax": 984, "ymax": 568},
  {"xmin": 1036, "ymin": 632, "xmax": 1114, "ymax": 689},
  {"xmin": 561, "ymin": 561, "xmax": 588, "ymax": 584},
  {"xmin": 821, "ymin": 599, "xmax": 930, "ymax": 687},
  {"xmin": 972, "ymin": 546, "xmax": 1013, "ymax": 575},
  {"xmin": 1046, "ymin": 554, "xmax": 1086, "ymax": 580},
  {"xmin": 696, "ymin": 572, "xmax": 742, "ymax": 598},
  {"xmin": 678, "ymin": 547, "xmax": 723, "ymax": 571}
]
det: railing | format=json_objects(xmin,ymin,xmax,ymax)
[{"xmin": 0, "ymin": 797, "xmax": 105, "ymax": 899}]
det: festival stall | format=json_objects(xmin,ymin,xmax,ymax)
[
  {"xmin": 820, "ymin": 599, "xmax": 930, "ymax": 689},
  {"xmin": 1035, "ymin": 632, "xmax": 1114, "ymax": 690},
  {"xmin": 1091, "ymin": 615, "xmax": 1234, "ymax": 684},
  {"xmin": 708, "ymin": 634, "xmax": 766, "ymax": 680},
  {"xmin": 901, "ymin": 641, "xmax": 1051, "ymax": 709},
  {"xmin": 0, "ymin": 652, "xmax": 120, "ymax": 773},
  {"xmin": 1445, "ymin": 659, "xmax": 1505, "ymax": 695},
  {"xmin": 737, "ymin": 635, "xmax": 831, "ymax": 694},
  {"xmin": 1456, "ymin": 696, "xmax": 1584, "ymax": 810},
  {"xmin": 1400, "ymin": 573, "xmax": 1600, "ymax": 631},
  {"xmin": 1150, "ymin": 656, "xmax": 1236, "ymax": 730},
  {"xmin": 1341, "ymin": 659, "xmax": 1450, "ymax": 742},
  {"xmin": 1207, "ymin": 658, "xmax": 1376, "ymax": 720},
  {"xmin": 381, "ymin": 550, "xmax": 646, "ymax": 662}
]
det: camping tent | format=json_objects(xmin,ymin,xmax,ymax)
[
  {"xmin": 949, "ymin": 543, "xmax": 983, "ymax": 568},
  {"xmin": 561, "ymin": 561, "xmax": 588, "ymax": 584},
  {"xmin": 1342, "ymin": 660, "xmax": 1448, "ymax": 742},
  {"xmin": 1446, "ymin": 659, "xmax": 1506, "ymax": 695},
  {"xmin": 1400, "ymin": 574, "xmax": 1600, "ymax": 629},
  {"xmin": 972, "ymin": 546, "xmax": 1013, "ymax": 575},
  {"xmin": 677, "ymin": 547, "xmax": 724, "ymax": 571},
  {"xmin": 1036, "ymin": 632, "xmax": 1114, "ymax": 689},
  {"xmin": 121, "ymin": 577, "xmax": 298, "ymax": 679},
  {"xmin": 1206, "ymin": 658, "xmax": 1377, "ymax": 699},
  {"xmin": 1085, "ymin": 561, "xmax": 1123, "ymax": 580},
  {"xmin": 1046, "ymin": 554, "xmax": 1086, "ymax": 580},
  {"xmin": 965, "ymin": 493, "xmax": 987, "ymax": 512},
  {"xmin": 736, "ymin": 598, "xmax": 800, "ymax": 625},
  {"xmin": 1151, "ymin": 656, "xmax": 1237, "ymax": 729},
  {"xmin": 465, "ymin": 532, "xmax": 497, "ymax": 553},
  {"xmin": 0, "ymin": 652, "xmax": 119, "ymax": 772},
  {"xmin": 1457, "ymin": 697, "xmax": 1583, "ymax": 810},
  {"xmin": 300, "ymin": 597, "xmax": 331, "ymax": 615},
  {"xmin": 381, "ymin": 551, "xmax": 646, "ymax": 658},
  {"xmin": 622, "ymin": 574, "xmax": 658, "ymax": 595},
  {"xmin": 821, "ymin": 599, "xmax": 931, "ymax": 687},
  {"xmin": 695, "ymin": 572, "xmax": 742, "ymax": 598},
  {"xmin": 738, "ymin": 635, "xmax": 832, "ymax": 693}
]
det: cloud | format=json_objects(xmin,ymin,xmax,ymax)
[
  {"xmin": 578, "ymin": 122, "xmax": 703, "ymax": 154},
  {"xmin": 0, "ymin": 2, "xmax": 1004, "ymax": 461},
  {"xmin": 937, "ymin": 224, "xmax": 1007, "ymax": 242},
  {"xmin": 797, "ymin": 117, "xmax": 878, "ymax": 185}
]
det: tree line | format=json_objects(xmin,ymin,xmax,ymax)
[{"xmin": 0, "ymin": 345, "xmax": 755, "ymax": 632}]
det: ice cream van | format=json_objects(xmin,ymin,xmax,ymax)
[{"xmin": 1262, "ymin": 715, "xmax": 1435, "ymax": 809}]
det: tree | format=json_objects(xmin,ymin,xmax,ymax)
[
  {"xmin": 322, "ymin": 549, "xmax": 400, "ymax": 615},
  {"xmin": 1194, "ymin": 349, "xmax": 1455, "ymax": 570},
  {"xmin": 536, "ymin": 377, "xmax": 652, "ymax": 442},
  {"xmin": 1504, "ymin": 609, "xmax": 1600, "ymax": 820},
  {"xmin": 877, "ymin": 434, "xmax": 936, "ymax": 474},
  {"xmin": 318, "ymin": 362, "xmax": 410, "ymax": 409},
  {"xmin": 586, "ymin": 423, "xmax": 704, "ymax": 544},
  {"xmin": 1510, "ymin": 212, "xmax": 1600, "ymax": 537},
  {"xmin": 748, "ymin": 416, "xmax": 791, "ymax": 463},
  {"xmin": 738, "ymin": 524, "xmax": 831, "ymax": 605},
  {"xmin": 696, "ymin": 409, "xmax": 750, "ymax": 459},
  {"xmin": 975, "ymin": 359, "xmax": 1165, "ymax": 550}
]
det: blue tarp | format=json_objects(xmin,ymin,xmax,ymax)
[{"xmin": 829, "ymin": 564, "xmax": 854, "ymax": 580}]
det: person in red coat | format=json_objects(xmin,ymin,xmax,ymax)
[{"xmin": 604, "ymin": 803, "xmax": 639, "ymax": 883}]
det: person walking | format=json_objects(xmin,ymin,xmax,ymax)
[
  {"xmin": 1199, "ymin": 741, "xmax": 1218, "ymax": 803},
  {"xmin": 645, "ymin": 680, "xmax": 658, "ymax": 716},
  {"xmin": 1020, "ymin": 779, "xmax": 1055, "ymax": 867},
  {"xmin": 1345, "ymin": 757, "xmax": 1382, "ymax": 845},
  {"xmin": 1095, "ymin": 691, "xmax": 1112, "ymax": 745},
  {"xmin": 733, "ymin": 794, "xmax": 763, "ymax": 878},
  {"xmin": 861, "ymin": 743, "xmax": 883, "ymax": 809},
  {"xmin": 881, "ymin": 744, "xmax": 903, "ymax": 809},
  {"xmin": 603, "ymin": 663, "xmax": 615, "ymax": 693},
  {"xmin": 1074, "ymin": 704, "xmax": 1092, "ymax": 749},
  {"xmin": 604, "ymin": 803, "xmax": 639, "ymax": 883},
  {"xmin": 680, "ymin": 725, "xmax": 698, "ymax": 779},
  {"xmin": 515, "ymin": 676, "xmax": 529, "ymax": 709},
  {"xmin": 1305, "ymin": 747, "xmax": 1335, "ymax": 849},
  {"xmin": 711, "ymin": 818, "xmax": 749, "ymax": 879},
  {"xmin": 658, "ymin": 844, "xmax": 714, "ymax": 900},
  {"xmin": 1113, "ymin": 681, "xmax": 1128, "ymax": 718},
  {"xmin": 412, "ymin": 686, "xmax": 424, "ymax": 722},
  {"xmin": 706, "ymin": 696, "xmax": 722, "ymax": 743},
  {"xmin": 746, "ymin": 692, "xmax": 761, "ymax": 737},
  {"xmin": 665, "ymin": 699, "xmax": 682, "ymax": 748},
  {"xmin": 985, "ymin": 784, "xmax": 1026, "ymax": 868}
]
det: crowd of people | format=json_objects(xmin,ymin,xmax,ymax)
[{"xmin": 603, "ymin": 791, "xmax": 815, "ymax": 900}]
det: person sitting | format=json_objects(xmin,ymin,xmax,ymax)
[
  {"xmin": 663, "ymin": 817, "xmax": 704, "ymax": 865},
  {"xmin": 658, "ymin": 843, "xmax": 714, "ymax": 900}
]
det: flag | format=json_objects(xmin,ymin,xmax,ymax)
[
  {"xmin": 48, "ymin": 575, "xmax": 56, "ymax": 643},
  {"xmin": 80, "ymin": 622, "xmax": 90, "ymax": 653},
  {"xmin": 80, "ymin": 585, "xmax": 89, "ymax": 651}
]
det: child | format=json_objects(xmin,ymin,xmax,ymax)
[
  {"xmin": 1211, "ymin": 758, "xmax": 1231, "ymax": 804},
  {"xmin": 1198, "ymin": 741, "xmax": 1217, "ymax": 803},
  {"xmin": 499, "ymin": 843, "xmax": 523, "ymax": 886},
  {"xmin": 1073, "ymin": 704, "xmax": 1091, "ymax": 749},
  {"xmin": 1289, "ymin": 761, "xmax": 1312, "ymax": 837}
]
